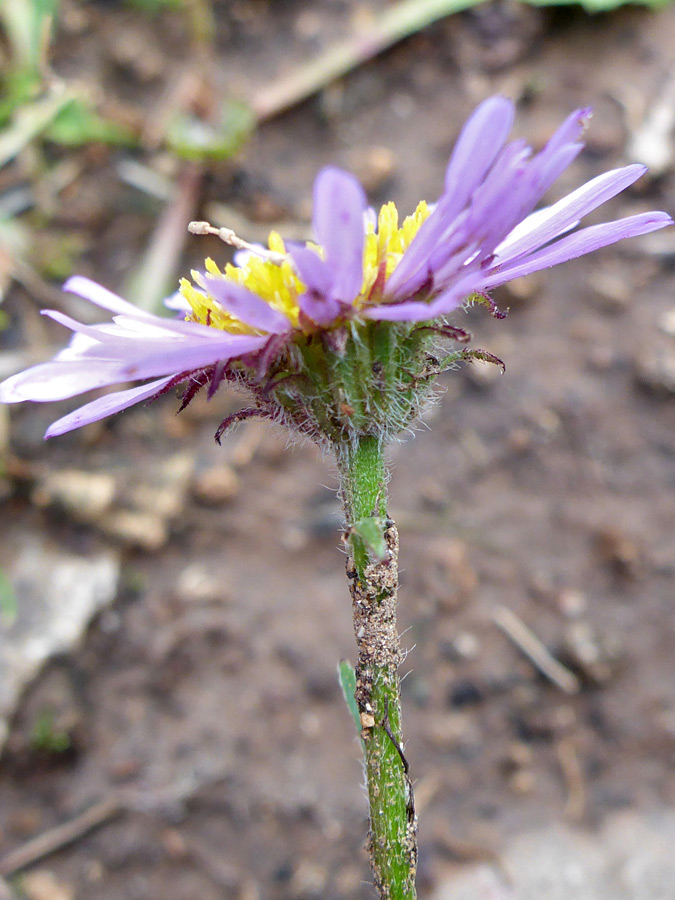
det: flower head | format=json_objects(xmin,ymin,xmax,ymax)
[{"xmin": 0, "ymin": 96, "xmax": 671, "ymax": 445}]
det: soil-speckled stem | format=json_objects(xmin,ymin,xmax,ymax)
[{"xmin": 337, "ymin": 436, "xmax": 417, "ymax": 900}]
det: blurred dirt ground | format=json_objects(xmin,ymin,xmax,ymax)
[{"xmin": 1, "ymin": 1, "xmax": 675, "ymax": 899}]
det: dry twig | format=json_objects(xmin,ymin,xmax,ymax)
[
  {"xmin": 557, "ymin": 737, "xmax": 586, "ymax": 820},
  {"xmin": 492, "ymin": 604, "xmax": 580, "ymax": 695},
  {"xmin": 0, "ymin": 797, "xmax": 121, "ymax": 878}
]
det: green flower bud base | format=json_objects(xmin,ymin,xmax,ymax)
[{"xmin": 226, "ymin": 319, "xmax": 451, "ymax": 451}]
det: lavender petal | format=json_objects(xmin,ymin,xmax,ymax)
[
  {"xmin": 45, "ymin": 377, "xmax": 173, "ymax": 438},
  {"xmin": 297, "ymin": 290, "xmax": 342, "ymax": 325},
  {"xmin": 312, "ymin": 166, "xmax": 366, "ymax": 304},
  {"xmin": 482, "ymin": 211, "xmax": 674, "ymax": 288},
  {"xmin": 204, "ymin": 277, "xmax": 292, "ymax": 334},
  {"xmin": 443, "ymin": 96, "xmax": 515, "ymax": 209},
  {"xmin": 63, "ymin": 276, "xmax": 147, "ymax": 317},
  {"xmin": 493, "ymin": 164, "xmax": 647, "ymax": 264},
  {"xmin": 0, "ymin": 359, "xmax": 147, "ymax": 402},
  {"xmin": 288, "ymin": 245, "xmax": 332, "ymax": 296},
  {"xmin": 543, "ymin": 107, "xmax": 592, "ymax": 154}
]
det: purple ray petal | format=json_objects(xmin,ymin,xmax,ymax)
[
  {"xmin": 0, "ymin": 317, "xmax": 270, "ymax": 401},
  {"xmin": 113, "ymin": 333, "xmax": 270, "ymax": 382},
  {"xmin": 464, "ymin": 143, "xmax": 582, "ymax": 262},
  {"xmin": 543, "ymin": 107, "xmax": 592, "ymax": 154},
  {"xmin": 365, "ymin": 273, "xmax": 476, "ymax": 322},
  {"xmin": 312, "ymin": 166, "xmax": 366, "ymax": 304},
  {"xmin": 204, "ymin": 277, "xmax": 292, "ymax": 334},
  {"xmin": 63, "ymin": 276, "xmax": 147, "ymax": 317},
  {"xmin": 443, "ymin": 96, "xmax": 515, "ymax": 208},
  {"xmin": 297, "ymin": 290, "xmax": 342, "ymax": 326},
  {"xmin": 45, "ymin": 377, "xmax": 174, "ymax": 438},
  {"xmin": 385, "ymin": 98, "xmax": 515, "ymax": 299},
  {"xmin": 363, "ymin": 298, "xmax": 454, "ymax": 322},
  {"xmin": 288, "ymin": 245, "xmax": 332, "ymax": 296},
  {"xmin": 0, "ymin": 359, "xmax": 145, "ymax": 402},
  {"xmin": 483, "ymin": 211, "xmax": 674, "ymax": 288},
  {"xmin": 494, "ymin": 164, "xmax": 647, "ymax": 264}
]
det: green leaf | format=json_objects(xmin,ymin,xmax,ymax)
[
  {"xmin": 524, "ymin": 0, "xmax": 669, "ymax": 9},
  {"xmin": 165, "ymin": 99, "xmax": 254, "ymax": 162},
  {"xmin": 0, "ymin": 0, "xmax": 59, "ymax": 74},
  {"xmin": 46, "ymin": 98, "xmax": 138, "ymax": 147},
  {"xmin": 352, "ymin": 516, "xmax": 389, "ymax": 563},
  {"xmin": 0, "ymin": 84, "xmax": 74, "ymax": 168},
  {"xmin": 0, "ymin": 567, "xmax": 18, "ymax": 624},
  {"xmin": 124, "ymin": 0, "xmax": 185, "ymax": 12},
  {"xmin": 338, "ymin": 659, "xmax": 363, "ymax": 743},
  {"xmin": 30, "ymin": 710, "xmax": 71, "ymax": 753}
]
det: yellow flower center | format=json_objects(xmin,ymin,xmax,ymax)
[
  {"xmin": 360, "ymin": 200, "xmax": 429, "ymax": 305},
  {"xmin": 180, "ymin": 200, "xmax": 430, "ymax": 334}
]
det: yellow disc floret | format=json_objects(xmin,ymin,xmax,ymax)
[
  {"xmin": 360, "ymin": 200, "xmax": 430, "ymax": 306},
  {"xmin": 181, "ymin": 201, "xmax": 430, "ymax": 333},
  {"xmin": 181, "ymin": 231, "xmax": 304, "ymax": 335}
]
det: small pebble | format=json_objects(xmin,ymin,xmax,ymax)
[
  {"xmin": 556, "ymin": 588, "xmax": 587, "ymax": 618},
  {"xmin": 31, "ymin": 470, "xmax": 117, "ymax": 522},
  {"xmin": 589, "ymin": 270, "xmax": 632, "ymax": 312},
  {"xmin": 658, "ymin": 308, "xmax": 675, "ymax": 336},
  {"xmin": 290, "ymin": 860, "xmax": 328, "ymax": 899},
  {"xmin": 100, "ymin": 509, "xmax": 168, "ymax": 551},
  {"xmin": 509, "ymin": 769, "xmax": 536, "ymax": 795},
  {"xmin": 562, "ymin": 621, "xmax": 623, "ymax": 686},
  {"xmin": 634, "ymin": 344, "xmax": 675, "ymax": 396},
  {"xmin": 348, "ymin": 145, "xmax": 396, "ymax": 193},
  {"xmin": 21, "ymin": 870, "xmax": 74, "ymax": 900},
  {"xmin": 192, "ymin": 464, "xmax": 240, "ymax": 505},
  {"xmin": 439, "ymin": 631, "xmax": 480, "ymax": 662},
  {"xmin": 176, "ymin": 564, "xmax": 230, "ymax": 604},
  {"xmin": 449, "ymin": 679, "xmax": 484, "ymax": 708},
  {"xmin": 593, "ymin": 526, "xmax": 643, "ymax": 578}
]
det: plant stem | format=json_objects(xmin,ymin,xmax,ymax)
[{"xmin": 337, "ymin": 435, "xmax": 417, "ymax": 900}]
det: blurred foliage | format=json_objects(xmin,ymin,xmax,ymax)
[
  {"xmin": 527, "ymin": 0, "xmax": 670, "ymax": 10},
  {"xmin": 30, "ymin": 710, "xmax": 72, "ymax": 754},
  {"xmin": 0, "ymin": 567, "xmax": 18, "ymax": 624},
  {"xmin": 338, "ymin": 660, "xmax": 364, "ymax": 745},
  {"xmin": 0, "ymin": 0, "xmax": 135, "ymax": 149},
  {"xmin": 0, "ymin": 0, "xmax": 59, "ymax": 117},
  {"xmin": 166, "ymin": 99, "xmax": 256, "ymax": 162},
  {"xmin": 124, "ymin": 0, "xmax": 186, "ymax": 11},
  {"xmin": 0, "ymin": 0, "xmax": 237, "ymax": 158},
  {"xmin": 46, "ymin": 97, "xmax": 137, "ymax": 148}
]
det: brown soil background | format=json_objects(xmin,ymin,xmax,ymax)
[{"xmin": 1, "ymin": 2, "xmax": 675, "ymax": 898}]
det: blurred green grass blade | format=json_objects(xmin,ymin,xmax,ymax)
[
  {"xmin": 525, "ymin": 0, "xmax": 669, "ymax": 9},
  {"xmin": 0, "ymin": 84, "xmax": 75, "ymax": 168},
  {"xmin": 47, "ymin": 98, "xmax": 138, "ymax": 147},
  {"xmin": 0, "ymin": 0, "xmax": 59, "ymax": 73},
  {"xmin": 338, "ymin": 659, "xmax": 364, "ymax": 745},
  {"xmin": 166, "ymin": 100, "xmax": 255, "ymax": 162},
  {"xmin": 0, "ymin": 567, "xmax": 18, "ymax": 624}
]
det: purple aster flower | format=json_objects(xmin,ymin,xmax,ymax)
[{"xmin": 0, "ymin": 96, "xmax": 671, "ymax": 443}]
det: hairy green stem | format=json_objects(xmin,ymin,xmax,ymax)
[{"xmin": 337, "ymin": 436, "xmax": 417, "ymax": 900}]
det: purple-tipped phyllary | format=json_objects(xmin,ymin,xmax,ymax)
[{"xmin": 1, "ymin": 96, "xmax": 671, "ymax": 442}]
